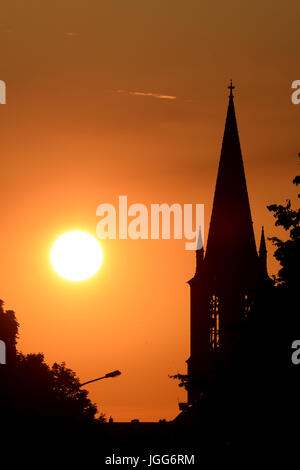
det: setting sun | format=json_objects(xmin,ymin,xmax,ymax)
[{"xmin": 50, "ymin": 231, "xmax": 103, "ymax": 281}]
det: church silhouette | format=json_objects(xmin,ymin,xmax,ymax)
[
  {"xmin": 187, "ymin": 82, "xmax": 272, "ymax": 404},
  {"xmin": 101, "ymin": 83, "xmax": 291, "ymax": 460}
]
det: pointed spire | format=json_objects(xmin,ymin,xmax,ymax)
[
  {"xmin": 196, "ymin": 225, "xmax": 204, "ymax": 251},
  {"xmin": 189, "ymin": 226, "xmax": 204, "ymax": 283},
  {"xmin": 258, "ymin": 226, "xmax": 269, "ymax": 281},
  {"xmin": 259, "ymin": 226, "xmax": 267, "ymax": 255},
  {"xmin": 205, "ymin": 83, "xmax": 258, "ymax": 282},
  {"xmin": 195, "ymin": 226, "xmax": 204, "ymax": 276}
]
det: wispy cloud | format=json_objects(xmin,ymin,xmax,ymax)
[{"xmin": 116, "ymin": 89, "xmax": 176, "ymax": 100}]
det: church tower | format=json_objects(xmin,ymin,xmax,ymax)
[{"xmin": 187, "ymin": 83, "xmax": 270, "ymax": 403}]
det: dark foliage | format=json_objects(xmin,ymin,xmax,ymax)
[
  {"xmin": 267, "ymin": 157, "xmax": 300, "ymax": 289},
  {"xmin": 0, "ymin": 300, "xmax": 103, "ymax": 433}
]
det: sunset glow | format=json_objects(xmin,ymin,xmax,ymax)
[
  {"xmin": 0, "ymin": 0, "xmax": 299, "ymax": 424},
  {"xmin": 50, "ymin": 231, "xmax": 103, "ymax": 281}
]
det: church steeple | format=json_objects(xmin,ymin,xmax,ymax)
[
  {"xmin": 259, "ymin": 226, "xmax": 269, "ymax": 280},
  {"xmin": 204, "ymin": 82, "xmax": 258, "ymax": 284},
  {"xmin": 187, "ymin": 83, "xmax": 270, "ymax": 405},
  {"xmin": 259, "ymin": 226, "xmax": 266, "ymax": 255},
  {"xmin": 194, "ymin": 226, "xmax": 204, "ymax": 276}
]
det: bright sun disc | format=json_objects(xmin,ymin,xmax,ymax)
[{"xmin": 50, "ymin": 231, "xmax": 103, "ymax": 281}]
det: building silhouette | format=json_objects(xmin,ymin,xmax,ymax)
[{"xmin": 187, "ymin": 82, "xmax": 271, "ymax": 403}]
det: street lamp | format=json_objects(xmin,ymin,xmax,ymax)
[{"xmin": 79, "ymin": 370, "xmax": 121, "ymax": 387}]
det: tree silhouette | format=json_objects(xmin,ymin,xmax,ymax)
[
  {"xmin": 0, "ymin": 299, "xmax": 19, "ymax": 361},
  {"xmin": 11, "ymin": 353, "xmax": 98, "ymax": 424},
  {"xmin": 0, "ymin": 300, "xmax": 104, "ymax": 429},
  {"xmin": 51, "ymin": 360, "xmax": 98, "ymax": 421},
  {"xmin": 267, "ymin": 157, "xmax": 300, "ymax": 289}
]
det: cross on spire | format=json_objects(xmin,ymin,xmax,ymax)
[{"xmin": 228, "ymin": 80, "xmax": 235, "ymax": 98}]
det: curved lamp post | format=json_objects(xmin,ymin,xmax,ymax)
[{"xmin": 79, "ymin": 370, "xmax": 121, "ymax": 387}]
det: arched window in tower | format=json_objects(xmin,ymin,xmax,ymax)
[
  {"xmin": 244, "ymin": 294, "xmax": 254, "ymax": 320},
  {"xmin": 209, "ymin": 295, "xmax": 220, "ymax": 351}
]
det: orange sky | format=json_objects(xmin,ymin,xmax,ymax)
[{"xmin": 0, "ymin": 1, "xmax": 299, "ymax": 421}]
